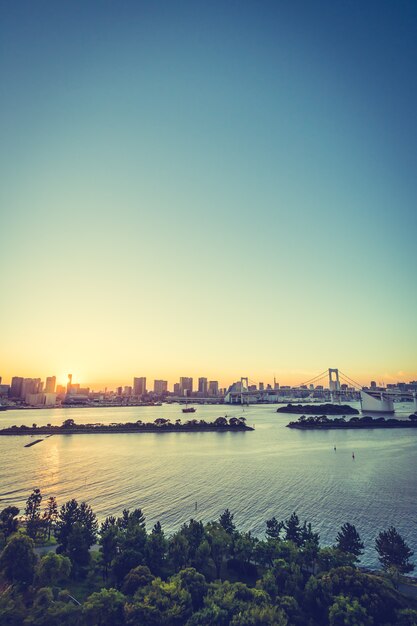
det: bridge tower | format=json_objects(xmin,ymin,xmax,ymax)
[
  {"xmin": 328, "ymin": 369, "xmax": 340, "ymax": 392},
  {"xmin": 240, "ymin": 377, "xmax": 249, "ymax": 405}
]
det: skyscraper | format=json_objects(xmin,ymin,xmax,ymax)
[
  {"xmin": 198, "ymin": 377, "xmax": 208, "ymax": 395},
  {"xmin": 10, "ymin": 376, "xmax": 23, "ymax": 398},
  {"xmin": 208, "ymin": 380, "xmax": 219, "ymax": 396},
  {"xmin": 154, "ymin": 380, "xmax": 168, "ymax": 395},
  {"xmin": 179, "ymin": 377, "xmax": 193, "ymax": 397},
  {"xmin": 45, "ymin": 376, "xmax": 56, "ymax": 394},
  {"xmin": 133, "ymin": 377, "xmax": 147, "ymax": 396}
]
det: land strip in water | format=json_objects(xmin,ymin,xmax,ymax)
[{"xmin": 0, "ymin": 416, "xmax": 253, "ymax": 436}]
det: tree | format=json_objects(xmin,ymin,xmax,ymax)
[
  {"xmin": 146, "ymin": 521, "xmax": 167, "ymax": 574},
  {"xmin": 100, "ymin": 525, "xmax": 119, "ymax": 580},
  {"xmin": 55, "ymin": 499, "xmax": 98, "ymax": 552},
  {"xmin": 169, "ymin": 532, "xmax": 190, "ymax": 571},
  {"xmin": 67, "ymin": 522, "xmax": 91, "ymax": 572},
  {"xmin": 0, "ymin": 506, "xmax": 20, "ymax": 539},
  {"xmin": 62, "ymin": 419, "xmax": 75, "ymax": 428},
  {"xmin": 43, "ymin": 496, "xmax": 58, "ymax": 540},
  {"xmin": 125, "ymin": 577, "xmax": 192, "ymax": 625},
  {"xmin": 265, "ymin": 516, "xmax": 282, "ymax": 540},
  {"xmin": 35, "ymin": 552, "xmax": 71, "ymax": 586},
  {"xmin": 171, "ymin": 567, "xmax": 208, "ymax": 610},
  {"xmin": 336, "ymin": 523, "xmax": 364, "ymax": 561},
  {"xmin": 0, "ymin": 534, "xmax": 37, "ymax": 585},
  {"xmin": 375, "ymin": 527, "xmax": 414, "ymax": 580},
  {"xmin": 122, "ymin": 565, "xmax": 154, "ymax": 595},
  {"xmin": 329, "ymin": 594, "xmax": 372, "ymax": 625},
  {"xmin": 284, "ymin": 512, "xmax": 302, "ymax": 546},
  {"xmin": 219, "ymin": 509, "xmax": 236, "ymax": 534},
  {"xmin": 25, "ymin": 488, "xmax": 43, "ymax": 540},
  {"xmin": 117, "ymin": 508, "xmax": 146, "ymax": 531},
  {"xmin": 205, "ymin": 522, "xmax": 231, "ymax": 579},
  {"xmin": 83, "ymin": 588, "xmax": 126, "ymax": 626}
]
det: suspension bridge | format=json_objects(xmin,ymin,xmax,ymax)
[{"xmin": 224, "ymin": 368, "xmax": 417, "ymax": 413}]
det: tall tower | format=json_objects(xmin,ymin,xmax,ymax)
[
  {"xmin": 328, "ymin": 369, "xmax": 340, "ymax": 391},
  {"xmin": 67, "ymin": 374, "xmax": 72, "ymax": 393}
]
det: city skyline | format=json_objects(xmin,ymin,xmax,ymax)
[
  {"xmin": 1, "ymin": 1, "xmax": 416, "ymax": 387},
  {"xmin": 1, "ymin": 367, "xmax": 416, "ymax": 392}
]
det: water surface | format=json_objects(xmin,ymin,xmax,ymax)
[{"xmin": 1, "ymin": 403, "xmax": 416, "ymax": 568}]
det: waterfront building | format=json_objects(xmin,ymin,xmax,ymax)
[
  {"xmin": 154, "ymin": 380, "xmax": 168, "ymax": 395},
  {"xmin": 259, "ymin": 382, "xmax": 264, "ymax": 391},
  {"xmin": 208, "ymin": 380, "xmax": 219, "ymax": 396},
  {"xmin": 133, "ymin": 377, "xmax": 146, "ymax": 396},
  {"xmin": 198, "ymin": 377, "xmax": 208, "ymax": 395},
  {"xmin": 0, "ymin": 384, "xmax": 10, "ymax": 397},
  {"xmin": 56, "ymin": 385, "xmax": 66, "ymax": 396},
  {"xmin": 124, "ymin": 386, "xmax": 132, "ymax": 396},
  {"xmin": 21, "ymin": 378, "xmax": 42, "ymax": 401},
  {"xmin": 45, "ymin": 376, "xmax": 56, "ymax": 393},
  {"xmin": 179, "ymin": 377, "xmax": 193, "ymax": 397},
  {"xmin": 10, "ymin": 376, "xmax": 23, "ymax": 398},
  {"xmin": 173, "ymin": 382, "xmax": 180, "ymax": 395}
]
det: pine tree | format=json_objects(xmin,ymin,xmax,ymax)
[
  {"xmin": 265, "ymin": 517, "xmax": 283, "ymax": 539},
  {"xmin": 375, "ymin": 527, "xmax": 414, "ymax": 575},
  {"xmin": 219, "ymin": 509, "xmax": 236, "ymax": 534},
  {"xmin": 336, "ymin": 523, "xmax": 364, "ymax": 561}
]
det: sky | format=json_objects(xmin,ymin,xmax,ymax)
[{"xmin": 0, "ymin": 0, "xmax": 416, "ymax": 389}]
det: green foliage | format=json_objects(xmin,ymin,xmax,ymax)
[
  {"xmin": 43, "ymin": 496, "xmax": 58, "ymax": 541},
  {"xmin": 328, "ymin": 594, "xmax": 372, "ymax": 625},
  {"xmin": 169, "ymin": 533, "xmax": 190, "ymax": 572},
  {"xmin": 122, "ymin": 565, "xmax": 154, "ymax": 595},
  {"xmin": 205, "ymin": 522, "xmax": 231, "ymax": 579},
  {"xmin": 336, "ymin": 523, "xmax": 364, "ymax": 561},
  {"xmin": 305, "ymin": 566, "xmax": 403, "ymax": 625},
  {"xmin": 125, "ymin": 576, "xmax": 192, "ymax": 625},
  {"xmin": 55, "ymin": 499, "xmax": 98, "ymax": 554},
  {"xmin": 171, "ymin": 567, "xmax": 208, "ymax": 610},
  {"xmin": 265, "ymin": 517, "xmax": 283, "ymax": 540},
  {"xmin": 375, "ymin": 527, "xmax": 414, "ymax": 575},
  {"xmin": 25, "ymin": 488, "xmax": 43, "ymax": 540},
  {"xmin": 396, "ymin": 609, "xmax": 417, "ymax": 625},
  {"xmin": 83, "ymin": 588, "xmax": 126, "ymax": 626},
  {"xmin": 35, "ymin": 552, "xmax": 71, "ymax": 586},
  {"xmin": 219, "ymin": 509, "xmax": 236, "ymax": 534},
  {"xmin": 1, "ymin": 493, "xmax": 416, "ymax": 625},
  {"xmin": 0, "ymin": 534, "xmax": 37, "ymax": 585},
  {"xmin": 0, "ymin": 506, "xmax": 20, "ymax": 539}
]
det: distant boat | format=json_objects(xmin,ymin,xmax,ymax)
[{"xmin": 182, "ymin": 403, "xmax": 196, "ymax": 414}]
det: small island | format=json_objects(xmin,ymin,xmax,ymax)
[
  {"xmin": 277, "ymin": 403, "xmax": 359, "ymax": 415},
  {"xmin": 0, "ymin": 416, "xmax": 253, "ymax": 436},
  {"xmin": 287, "ymin": 414, "xmax": 417, "ymax": 429}
]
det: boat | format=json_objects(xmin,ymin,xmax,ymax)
[{"xmin": 182, "ymin": 403, "xmax": 196, "ymax": 413}]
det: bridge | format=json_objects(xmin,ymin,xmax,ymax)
[{"xmin": 224, "ymin": 368, "xmax": 417, "ymax": 413}]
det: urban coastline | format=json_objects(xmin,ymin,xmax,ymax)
[{"xmin": 0, "ymin": 416, "xmax": 253, "ymax": 437}]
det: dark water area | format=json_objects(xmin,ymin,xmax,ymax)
[{"xmin": 1, "ymin": 402, "xmax": 416, "ymax": 568}]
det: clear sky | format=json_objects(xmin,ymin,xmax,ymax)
[{"xmin": 1, "ymin": 0, "xmax": 416, "ymax": 389}]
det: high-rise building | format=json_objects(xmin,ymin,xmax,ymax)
[
  {"xmin": 198, "ymin": 377, "xmax": 208, "ymax": 395},
  {"xmin": 154, "ymin": 380, "xmax": 168, "ymax": 395},
  {"xmin": 10, "ymin": 376, "xmax": 23, "ymax": 398},
  {"xmin": 133, "ymin": 377, "xmax": 147, "ymax": 396},
  {"xmin": 179, "ymin": 377, "xmax": 193, "ymax": 397},
  {"xmin": 21, "ymin": 378, "xmax": 42, "ymax": 400},
  {"xmin": 173, "ymin": 382, "xmax": 180, "ymax": 395},
  {"xmin": 370, "ymin": 381, "xmax": 377, "ymax": 389},
  {"xmin": 208, "ymin": 380, "xmax": 219, "ymax": 396},
  {"xmin": 259, "ymin": 382, "xmax": 264, "ymax": 391},
  {"xmin": 124, "ymin": 386, "xmax": 132, "ymax": 396},
  {"xmin": 45, "ymin": 376, "xmax": 56, "ymax": 394}
]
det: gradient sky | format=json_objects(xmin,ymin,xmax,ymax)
[{"xmin": 1, "ymin": 1, "xmax": 416, "ymax": 389}]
